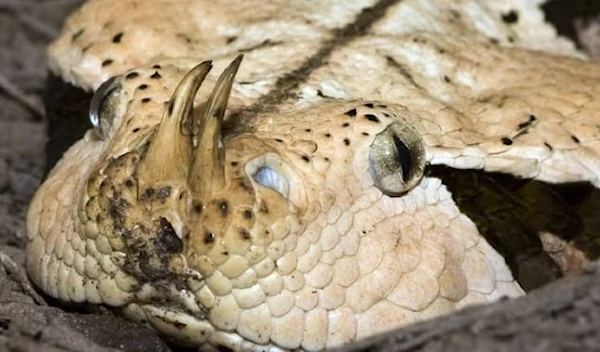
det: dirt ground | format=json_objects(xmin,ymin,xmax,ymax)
[{"xmin": 1, "ymin": 1, "xmax": 600, "ymax": 352}]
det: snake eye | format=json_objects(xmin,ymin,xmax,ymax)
[
  {"xmin": 89, "ymin": 76, "xmax": 121, "ymax": 139},
  {"xmin": 368, "ymin": 122, "xmax": 426, "ymax": 196},
  {"xmin": 253, "ymin": 166, "xmax": 290, "ymax": 197}
]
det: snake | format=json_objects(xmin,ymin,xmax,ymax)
[{"xmin": 25, "ymin": 0, "xmax": 600, "ymax": 351}]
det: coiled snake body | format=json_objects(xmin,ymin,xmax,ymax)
[{"xmin": 26, "ymin": 1, "xmax": 600, "ymax": 351}]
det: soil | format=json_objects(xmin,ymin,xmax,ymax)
[{"xmin": 1, "ymin": 1, "xmax": 599, "ymax": 351}]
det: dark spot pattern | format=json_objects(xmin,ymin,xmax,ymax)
[
  {"xmin": 518, "ymin": 115, "xmax": 537, "ymax": 130},
  {"xmin": 501, "ymin": 10, "xmax": 519, "ymax": 24},
  {"xmin": 126, "ymin": 72, "xmax": 139, "ymax": 79},
  {"xmin": 572, "ymin": 135, "xmax": 580, "ymax": 144},
  {"xmin": 112, "ymin": 32, "xmax": 124, "ymax": 43},
  {"xmin": 501, "ymin": 137, "xmax": 513, "ymax": 145},
  {"xmin": 345, "ymin": 109, "xmax": 357, "ymax": 117},
  {"xmin": 102, "ymin": 59, "xmax": 114, "ymax": 67},
  {"xmin": 243, "ymin": 210, "xmax": 253, "ymax": 220},
  {"xmin": 141, "ymin": 98, "xmax": 151, "ymax": 104},
  {"xmin": 239, "ymin": 229, "xmax": 251, "ymax": 240},
  {"xmin": 364, "ymin": 103, "xmax": 374, "ymax": 108},
  {"xmin": 365, "ymin": 114, "xmax": 380, "ymax": 123},
  {"xmin": 141, "ymin": 188, "xmax": 155, "ymax": 201},
  {"xmin": 138, "ymin": 84, "xmax": 148, "ymax": 90},
  {"xmin": 343, "ymin": 138, "xmax": 351, "ymax": 146},
  {"xmin": 204, "ymin": 232, "xmax": 215, "ymax": 244},
  {"xmin": 151, "ymin": 71, "xmax": 162, "ymax": 79}
]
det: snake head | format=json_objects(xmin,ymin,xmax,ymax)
[{"xmin": 28, "ymin": 55, "xmax": 521, "ymax": 350}]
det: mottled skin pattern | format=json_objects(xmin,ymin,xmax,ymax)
[{"xmin": 26, "ymin": 0, "xmax": 600, "ymax": 351}]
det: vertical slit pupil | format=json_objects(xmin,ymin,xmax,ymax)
[{"xmin": 392, "ymin": 135, "xmax": 412, "ymax": 181}]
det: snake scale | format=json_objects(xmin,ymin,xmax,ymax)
[{"xmin": 26, "ymin": 0, "xmax": 600, "ymax": 351}]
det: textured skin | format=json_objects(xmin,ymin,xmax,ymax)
[{"xmin": 26, "ymin": 0, "xmax": 600, "ymax": 351}]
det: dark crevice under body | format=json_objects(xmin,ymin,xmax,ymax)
[{"xmin": 428, "ymin": 165, "xmax": 600, "ymax": 291}]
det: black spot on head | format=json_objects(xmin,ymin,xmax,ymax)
[
  {"xmin": 141, "ymin": 97, "xmax": 151, "ymax": 104},
  {"xmin": 501, "ymin": 10, "xmax": 519, "ymax": 24},
  {"xmin": 501, "ymin": 137, "xmax": 513, "ymax": 145},
  {"xmin": 138, "ymin": 84, "xmax": 148, "ymax": 90},
  {"xmin": 102, "ymin": 59, "xmax": 114, "ymax": 67},
  {"xmin": 243, "ymin": 209, "xmax": 253, "ymax": 220},
  {"xmin": 324, "ymin": 157, "xmax": 330, "ymax": 162},
  {"xmin": 301, "ymin": 155, "xmax": 310, "ymax": 162},
  {"xmin": 544, "ymin": 142, "xmax": 553, "ymax": 151},
  {"xmin": 364, "ymin": 114, "xmax": 380, "ymax": 123},
  {"xmin": 152, "ymin": 64, "xmax": 162, "ymax": 69},
  {"xmin": 151, "ymin": 71, "xmax": 162, "ymax": 79},
  {"xmin": 239, "ymin": 229, "xmax": 251, "ymax": 240},
  {"xmin": 126, "ymin": 72, "xmax": 139, "ymax": 79},
  {"xmin": 362, "ymin": 132, "xmax": 370, "ymax": 136},
  {"xmin": 305, "ymin": 128, "xmax": 312, "ymax": 132},
  {"xmin": 141, "ymin": 188, "xmax": 155, "ymax": 201},
  {"xmin": 325, "ymin": 133, "xmax": 331, "ymax": 138},
  {"xmin": 364, "ymin": 103, "xmax": 374, "ymax": 108},
  {"xmin": 132, "ymin": 127, "xmax": 140, "ymax": 133},
  {"xmin": 71, "ymin": 29, "xmax": 85, "ymax": 42},
  {"xmin": 342, "ymin": 122, "xmax": 350, "ymax": 127},
  {"xmin": 518, "ymin": 115, "xmax": 537, "ymax": 130},
  {"xmin": 443, "ymin": 75, "xmax": 451, "ymax": 83},
  {"xmin": 343, "ymin": 138, "xmax": 351, "ymax": 146},
  {"xmin": 345, "ymin": 109, "xmax": 357, "ymax": 117},
  {"xmin": 226, "ymin": 36, "xmax": 237, "ymax": 44},
  {"xmin": 112, "ymin": 32, "xmax": 124, "ymax": 43},
  {"xmin": 203, "ymin": 232, "xmax": 215, "ymax": 244},
  {"xmin": 230, "ymin": 161, "xmax": 239, "ymax": 167},
  {"xmin": 219, "ymin": 201, "xmax": 229, "ymax": 216},
  {"xmin": 275, "ymin": 138, "xmax": 284, "ymax": 143},
  {"xmin": 124, "ymin": 179, "xmax": 134, "ymax": 188},
  {"xmin": 571, "ymin": 135, "xmax": 580, "ymax": 144}
]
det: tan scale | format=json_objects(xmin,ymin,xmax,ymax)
[{"xmin": 26, "ymin": 0, "xmax": 600, "ymax": 351}]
